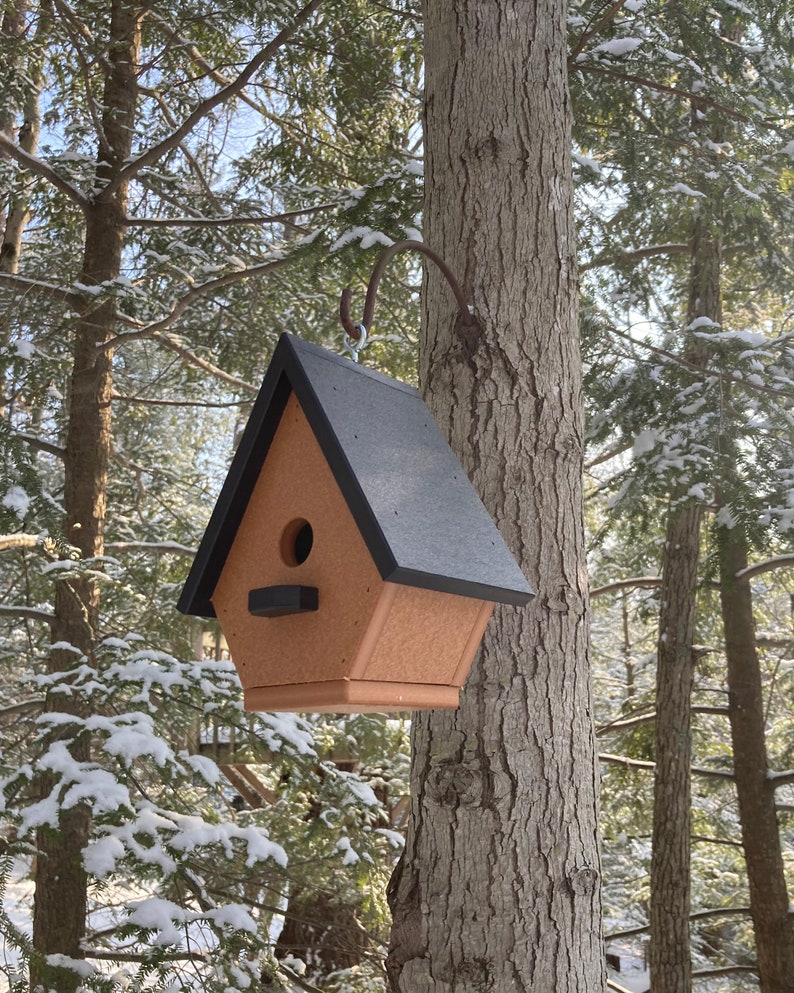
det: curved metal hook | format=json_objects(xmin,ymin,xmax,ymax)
[{"xmin": 340, "ymin": 240, "xmax": 476, "ymax": 343}]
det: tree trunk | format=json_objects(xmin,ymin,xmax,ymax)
[
  {"xmin": 649, "ymin": 202, "xmax": 719, "ymax": 993},
  {"xmin": 717, "ymin": 466, "xmax": 794, "ymax": 993},
  {"xmin": 31, "ymin": 4, "xmax": 140, "ymax": 990},
  {"xmin": 386, "ymin": 3, "xmax": 603, "ymax": 991}
]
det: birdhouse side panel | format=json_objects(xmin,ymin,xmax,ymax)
[
  {"xmin": 211, "ymin": 392, "xmax": 384, "ymax": 690},
  {"xmin": 359, "ymin": 584, "xmax": 495, "ymax": 687}
]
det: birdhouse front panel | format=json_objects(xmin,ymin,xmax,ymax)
[{"xmin": 211, "ymin": 392, "xmax": 385, "ymax": 691}]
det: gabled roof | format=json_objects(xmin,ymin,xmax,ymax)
[{"xmin": 177, "ymin": 333, "xmax": 533, "ymax": 618}]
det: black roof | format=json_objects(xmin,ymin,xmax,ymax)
[{"xmin": 177, "ymin": 333, "xmax": 533, "ymax": 617}]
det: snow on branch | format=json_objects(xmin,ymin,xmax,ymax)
[
  {"xmin": 768, "ymin": 769, "xmax": 794, "ymax": 788},
  {"xmin": 104, "ymin": 541, "xmax": 195, "ymax": 556},
  {"xmin": 0, "ymin": 604, "xmax": 55, "ymax": 623},
  {"xmin": 0, "ymin": 131, "xmax": 90, "ymax": 209},
  {"xmin": 0, "ymin": 272, "xmax": 85, "ymax": 312},
  {"xmin": 109, "ymin": 0, "xmax": 324, "ymax": 194},
  {"xmin": 736, "ymin": 554, "xmax": 794, "ymax": 582},
  {"xmin": 124, "ymin": 203, "xmax": 335, "ymax": 228},
  {"xmin": 0, "ymin": 534, "xmax": 41, "ymax": 552}
]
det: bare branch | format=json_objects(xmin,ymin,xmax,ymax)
[
  {"xmin": 0, "ymin": 131, "xmax": 89, "ymax": 209},
  {"xmin": 585, "ymin": 442, "xmax": 632, "ymax": 469},
  {"xmin": 124, "ymin": 204, "xmax": 335, "ymax": 229},
  {"xmin": 19, "ymin": 433, "xmax": 66, "ymax": 459},
  {"xmin": 591, "ymin": 576, "xmax": 661, "ymax": 597},
  {"xmin": 769, "ymin": 769, "xmax": 794, "ymax": 788},
  {"xmin": 0, "ymin": 603, "xmax": 55, "ymax": 622},
  {"xmin": 606, "ymin": 907, "xmax": 751, "ymax": 941},
  {"xmin": 582, "ymin": 243, "xmax": 690, "ymax": 272},
  {"xmin": 736, "ymin": 554, "xmax": 794, "ymax": 582},
  {"xmin": 105, "ymin": 541, "xmax": 195, "ymax": 556},
  {"xmin": 0, "ymin": 534, "xmax": 40, "ymax": 552},
  {"xmin": 597, "ymin": 705, "xmax": 729, "ymax": 736},
  {"xmin": 112, "ymin": 393, "xmax": 250, "ymax": 408},
  {"xmin": 0, "ymin": 698, "xmax": 44, "ymax": 719},
  {"xmin": 599, "ymin": 752, "xmax": 734, "ymax": 781},
  {"xmin": 110, "ymin": 0, "xmax": 325, "ymax": 193}
]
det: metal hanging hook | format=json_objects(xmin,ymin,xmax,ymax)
[{"xmin": 339, "ymin": 240, "xmax": 476, "ymax": 356}]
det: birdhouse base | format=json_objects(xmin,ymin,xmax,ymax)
[{"xmin": 243, "ymin": 678, "xmax": 461, "ymax": 714}]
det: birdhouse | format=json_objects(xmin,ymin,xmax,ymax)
[{"xmin": 177, "ymin": 333, "xmax": 532, "ymax": 713}]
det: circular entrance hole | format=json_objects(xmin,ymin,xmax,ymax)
[{"xmin": 280, "ymin": 518, "xmax": 313, "ymax": 566}]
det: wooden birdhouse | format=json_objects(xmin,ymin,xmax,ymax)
[{"xmin": 177, "ymin": 333, "xmax": 533, "ymax": 713}]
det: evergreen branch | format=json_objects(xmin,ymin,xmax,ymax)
[
  {"xmin": 101, "ymin": 256, "xmax": 291, "ymax": 353},
  {"xmin": 735, "ymin": 554, "xmax": 794, "ymax": 582},
  {"xmin": 574, "ymin": 64, "xmax": 781, "ymax": 130},
  {"xmin": 0, "ymin": 604, "xmax": 55, "ymax": 622},
  {"xmin": 0, "ymin": 271, "xmax": 85, "ymax": 311},
  {"xmin": 606, "ymin": 906, "xmax": 751, "ymax": 941},
  {"xmin": 0, "ymin": 131, "xmax": 89, "ymax": 208},
  {"xmin": 569, "ymin": 0, "xmax": 630, "ymax": 65},
  {"xmin": 599, "ymin": 753, "xmax": 734, "ymax": 780},
  {"xmin": 124, "ymin": 204, "xmax": 335, "ymax": 228},
  {"xmin": 110, "ymin": 0, "xmax": 325, "ymax": 193},
  {"xmin": 581, "ymin": 243, "xmax": 690, "ymax": 271},
  {"xmin": 607, "ymin": 324, "xmax": 794, "ymax": 400}
]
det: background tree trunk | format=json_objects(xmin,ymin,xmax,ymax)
[
  {"xmin": 31, "ymin": 4, "xmax": 141, "ymax": 989},
  {"xmin": 717, "ymin": 452, "xmax": 794, "ymax": 993},
  {"xmin": 649, "ymin": 202, "xmax": 719, "ymax": 993},
  {"xmin": 386, "ymin": 3, "xmax": 603, "ymax": 991}
]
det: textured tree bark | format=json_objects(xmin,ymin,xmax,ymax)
[
  {"xmin": 31, "ymin": 4, "xmax": 140, "ymax": 990},
  {"xmin": 717, "ymin": 465, "xmax": 794, "ymax": 993},
  {"xmin": 386, "ymin": 3, "xmax": 603, "ymax": 991},
  {"xmin": 649, "ymin": 206, "xmax": 719, "ymax": 993}
]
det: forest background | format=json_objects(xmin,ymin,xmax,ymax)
[{"xmin": 0, "ymin": 1, "xmax": 793, "ymax": 992}]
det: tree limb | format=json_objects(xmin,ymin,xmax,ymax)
[
  {"xmin": 100, "ymin": 256, "xmax": 291, "ymax": 354},
  {"xmin": 0, "ymin": 271, "xmax": 85, "ymax": 311},
  {"xmin": 591, "ymin": 576, "xmax": 661, "ymax": 597},
  {"xmin": 599, "ymin": 752, "xmax": 734, "ymax": 780},
  {"xmin": 0, "ymin": 603, "xmax": 55, "ymax": 622},
  {"xmin": 19, "ymin": 433, "xmax": 66, "ymax": 459},
  {"xmin": 606, "ymin": 906, "xmax": 751, "ymax": 941},
  {"xmin": 0, "ymin": 534, "xmax": 40, "ymax": 551},
  {"xmin": 597, "ymin": 705, "xmax": 729, "ymax": 735},
  {"xmin": 124, "ymin": 204, "xmax": 335, "ymax": 228},
  {"xmin": 736, "ymin": 554, "xmax": 794, "ymax": 582},
  {"xmin": 105, "ymin": 541, "xmax": 195, "ymax": 556},
  {"xmin": 108, "ymin": 0, "xmax": 325, "ymax": 194},
  {"xmin": 0, "ymin": 131, "xmax": 89, "ymax": 209}
]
